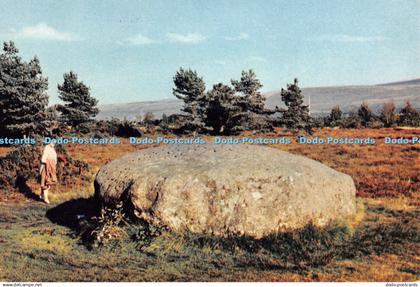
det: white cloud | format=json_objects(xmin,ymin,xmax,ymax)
[
  {"xmin": 248, "ymin": 56, "xmax": 267, "ymax": 62},
  {"xmin": 123, "ymin": 33, "xmax": 155, "ymax": 46},
  {"xmin": 225, "ymin": 32, "xmax": 249, "ymax": 41},
  {"xmin": 15, "ymin": 22, "xmax": 79, "ymax": 41},
  {"xmin": 166, "ymin": 33, "xmax": 206, "ymax": 44},
  {"xmin": 314, "ymin": 34, "xmax": 391, "ymax": 43}
]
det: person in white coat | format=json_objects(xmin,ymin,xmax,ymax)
[{"xmin": 40, "ymin": 142, "xmax": 58, "ymax": 204}]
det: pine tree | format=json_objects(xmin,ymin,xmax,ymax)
[
  {"xmin": 160, "ymin": 113, "xmax": 169, "ymax": 131},
  {"xmin": 357, "ymin": 101, "xmax": 374, "ymax": 127},
  {"xmin": 380, "ymin": 100, "xmax": 398, "ymax": 127},
  {"xmin": 205, "ymin": 83, "xmax": 239, "ymax": 134},
  {"xmin": 0, "ymin": 41, "xmax": 50, "ymax": 137},
  {"xmin": 173, "ymin": 68, "xmax": 273, "ymax": 134},
  {"xmin": 161, "ymin": 113, "xmax": 168, "ymax": 124},
  {"xmin": 56, "ymin": 71, "xmax": 98, "ymax": 129},
  {"xmin": 342, "ymin": 109, "xmax": 362, "ymax": 129},
  {"xmin": 230, "ymin": 70, "xmax": 273, "ymax": 132},
  {"xmin": 231, "ymin": 69, "xmax": 265, "ymax": 112},
  {"xmin": 398, "ymin": 101, "xmax": 420, "ymax": 127},
  {"xmin": 143, "ymin": 111, "xmax": 154, "ymax": 122},
  {"xmin": 280, "ymin": 78, "xmax": 312, "ymax": 130},
  {"xmin": 143, "ymin": 111, "xmax": 155, "ymax": 129},
  {"xmin": 173, "ymin": 68, "xmax": 206, "ymax": 130},
  {"xmin": 326, "ymin": 105, "xmax": 342, "ymax": 127}
]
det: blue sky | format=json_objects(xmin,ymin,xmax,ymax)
[{"xmin": 0, "ymin": 0, "xmax": 419, "ymax": 105}]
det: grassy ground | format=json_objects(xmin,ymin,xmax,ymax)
[{"xmin": 0, "ymin": 128, "xmax": 419, "ymax": 281}]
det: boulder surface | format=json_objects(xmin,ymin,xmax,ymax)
[{"xmin": 94, "ymin": 144, "xmax": 356, "ymax": 238}]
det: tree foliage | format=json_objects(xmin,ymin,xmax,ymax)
[
  {"xmin": 357, "ymin": 101, "xmax": 374, "ymax": 126},
  {"xmin": 0, "ymin": 41, "xmax": 51, "ymax": 137},
  {"xmin": 173, "ymin": 68, "xmax": 206, "ymax": 130},
  {"xmin": 56, "ymin": 71, "xmax": 98, "ymax": 129},
  {"xmin": 173, "ymin": 68, "xmax": 273, "ymax": 134},
  {"xmin": 380, "ymin": 100, "xmax": 398, "ymax": 127},
  {"xmin": 143, "ymin": 111, "xmax": 155, "ymax": 124},
  {"xmin": 398, "ymin": 100, "xmax": 420, "ymax": 127},
  {"xmin": 280, "ymin": 78, "xmax": 312, "ymax": 131},
  {"xmin": 231, "ymin": 69, "xmax": 265, "ymax": 113},
  {"xmin": 325, "ymin": 105, "xmax": 342, "ymax": 127},
  {"xmin": 205, "ymin": 83, "xmax": 238, "ymax": 133}
]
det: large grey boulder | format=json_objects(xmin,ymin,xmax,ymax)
[{"xmin": 94, "ymin": 144, "xmax": 356, "ymax": 238}]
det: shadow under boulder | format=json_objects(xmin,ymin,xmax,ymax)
[{"xmin": 46, "ymin": 197, "xmax": 99, "ymax": 229}]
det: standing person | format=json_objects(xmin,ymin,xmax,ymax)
[{"xmin": 40, "ymin": 142, "xmax": 58, "ymax": 204}]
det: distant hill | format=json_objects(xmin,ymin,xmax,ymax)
[
  {"xmin": 98, "ymin": 99, "xmax": 183, "ymax": 120},
  {"xmin": 97, "ymin": 79, "xmax": 420, "ymax": 119},
  {"xmin": 377, "ymin": 78, "xmax": 420, "ymax": 86}
]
